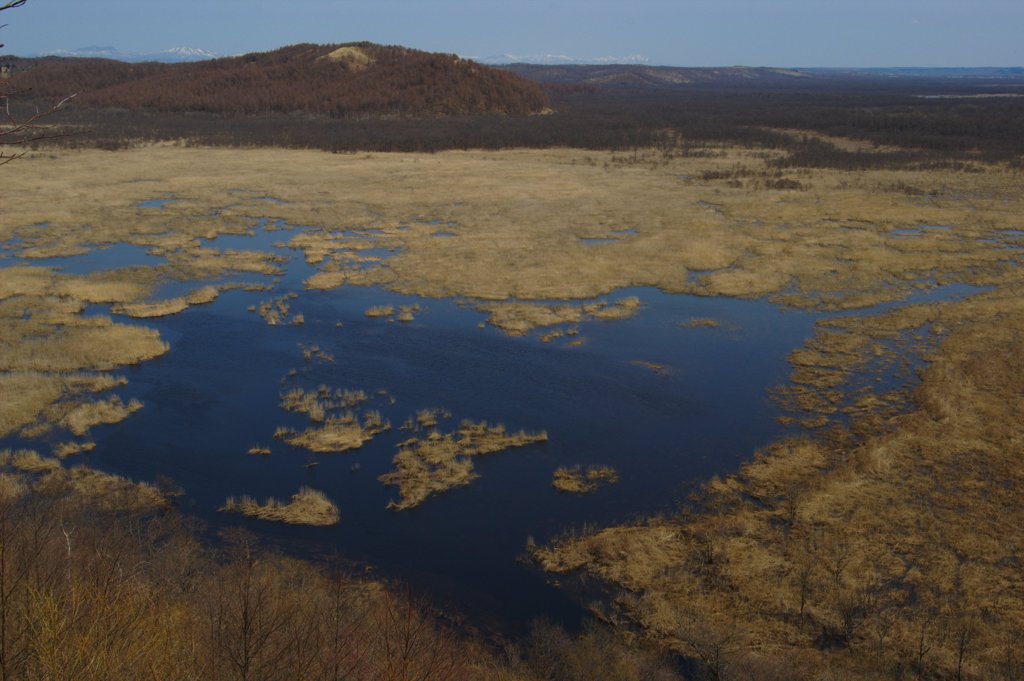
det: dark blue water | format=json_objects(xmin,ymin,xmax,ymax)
[
  {"xmin": 15, "ymin": 243, "xmax": 164, "ymax": 274},
  {"xmin": 78, "ymin": 283, "xmax": 813, "ymax": 632}
]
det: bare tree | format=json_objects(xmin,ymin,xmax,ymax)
[{"xmin": 1, "ymin": 0, "xmax": 76, "ymax": 165}]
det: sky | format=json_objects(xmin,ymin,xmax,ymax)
[{"xmin": 3, "ymin": 0, "xmax": 1022, "ymax": 67}]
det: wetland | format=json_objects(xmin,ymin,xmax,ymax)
[{"xmin": 3, "ymin": 141, "xmax": 1024, "ymax": 677}]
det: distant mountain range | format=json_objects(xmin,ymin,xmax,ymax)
[
  {"xmin": 40, "ymin": 46, "xmax": 220, "ymax": 63},
  {"xmin": 472, "ymin": 53, "xmax": 649, "ymax": 66}
]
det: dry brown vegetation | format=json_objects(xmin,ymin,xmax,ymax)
[
  {"xmin": 60, "ymin": 395, "xmax": 144, "ymax": 436},
  {"xmin": 4, "ymin": 145, "xmax": 1018, "ymax": 320},
  {"xmin": 111, "ymin": 284, "xmax": 220, "ymax": 318},
  {"xmin": 285, "ymin": 411, "xmax": 391, "ymax": 453},
  {"xmin": 0, "ymin": 448, "xmax": 167, "ymax": 514},
  {"xmin": 552, "ymin": 465, "xmax": 620, "ymax": 494},
  {"xmin": 364, "ymin": 305, "xmax": 394, "ymax": 318},
  {"xmin": 0, "ymin": 475, "xmax": 677, "ymax": 681},
  {"xmin": 480, "ymin": 297, "xmax": 642, "ymax": 336},
  {"xmin": 380, "ymin": 420, "xmax": 548, "ymax": 510},
  {"xmin": 221, "ymin": 486, "xmax": 340, "ymax": 526}
]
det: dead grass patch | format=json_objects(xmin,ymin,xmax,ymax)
[
  {"xmin": 112, "ymin": 285, "xmax": 219, "ymax": 318},
  {"xmin": 552, "ymin": 465, "xmax": 620, "ymax": 494},
  {"xmin": 53, "ymin": 441, "xmax": 96, "ymax": 459},
  {"xmin": 61, "ymin": 396, "xmax": 143, "ymax": 436},
  {"xmin": 285, "ymin": 411, "xmax": 390, "ymax": 453},
  {"xmin": 221, "ymin": 486, "xmax": 340, "ymax": 526},
  {"xmin": 379, "ymin": 420, "xmax": 548, "ymax": 510},
  {"xmin": 364, "ymin": 305, "xmax": 394, "ymax": 318},
  {"xmin": 480, "ymin": 297, "xmax": 641, "ymax": 336},
  {"xmin": 0, "ymin": 372, "xmax": 126, "ymax": 438}
]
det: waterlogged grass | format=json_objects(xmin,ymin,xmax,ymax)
[
  {"xmin": 3, "ymin": 146, "xmax": 1020, "ymax": 315},
  {"xmin": 60, "ymin": 395, "xmax": 143, "ymax": 436},
  {"xmin": 552, "ymin": 465, "xmax": 620, "ymax": 494},
  {"xmin": 0, "ymin": 448, "xmax": 166, "ymax": 513},
  {"xmin": 380, "ymin": 420, "xmax": 548, "ymax": 510},
  {"xmin": 479, "ymin": 297, "xmax": 642, "ymax": 336},
  {"xmin": 112, "ymin": 285, "xmax": 220, "ymax": 318},
  {"xmin": 221, "ymin": 486, "xmax": 340, "ymax": 526}
]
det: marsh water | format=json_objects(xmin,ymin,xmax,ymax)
[{"xmin": 3, "ymin": 221, "xmax": 970, "ymax": 633}]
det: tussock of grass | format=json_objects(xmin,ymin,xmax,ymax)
[
  {"xmin": 37, "ymin": 466, "xmax": 167, "ymax": 513},
  {"xmin": 552, "ymin": 465, "xmax": 620, "ymax": 494},
  {"xmin": 254, "ymin": 294, "xmax": 300, "ymax": 326},
  {"xmin": 379, "ymin": 420, "xmax": 548, "ymax": 510},
  {"xmin": 396, "ymin": 304, "xmax": 420, "ymax": 323},
  {"xmin": 285, "ymin": 410, "xmax": 390, "ymax": 453},
  {"xmin": 300, "ymin": 343, "xmax": 335, "ymax": 363},
  {"xmin": 53, "ymin": 441, "xmax": 96, "ymax": 459},
  {"xmin": 9, "ymin": 450, "xmax": 61, "ymax": 473},
  {"xmin": 364, "ymin": 305, "xmax": 394, "ymax": 318},
  {"xmin": 679, "ymin": 317, "xmax": 720, "ymax": 329},
  {"xmin": 631, "ymin": 360, "xmax": 672, "ymax": 376},
  {"xmin": 279, "ymin": 386, "xmax": 370, "ymax": 423},
  {"xmin": 112, "ymin": 285, "xmax": 219, "ymax": 318},
  {"xmin": 61, "ymin": 396, "xmax": 143, "ymax": 436},
  {"xmin": 221, "ymin": 486, "xmax": 340, "ymax": 526},
  {"xmin": 480, "ymin": 297, "xmax": 642, "ymax": 336}
]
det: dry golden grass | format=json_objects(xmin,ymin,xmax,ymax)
[
  {"xmin": 479, "ymin": 297, "xmax": 641, "ymax": 336},
  {"xmin": 111, "ymin": 285, "xmax": 220, "ymax": 318},
  {"xmin": 364, "ymin": 305, "xmax": 394, "ymax": 318},
  {"xmin": 42, "ymin": 466, "xmax": 167, "ymax": 513},
  {"xmin": 5, "ymin": 145, "xmax": 1018, "ymax": 319},
  {"xmin": 255, "ymin": 294, "xmax": 300, "ymax": 325},
  {"xmin": 0, "ymin": 372, "xmax": 126, "ymax": 437},
  {"xmin": 679, "ymin": 317, "xmax": 720, "ymax": 329},
  {"xmin": 0, "ymin": 315, "xmax": 168, "ymax": 372},
  {"xmin": 0, "ymin": 448, "xmax": 166, "ymax": 512},
  {"xmin": 552, "ymin": 465, "xmax": 620, "ymax": 494},
  {"xmin": 8, "ymin": 449, "xmax": 61, "ymax": 473},
  {"xmin": 396, "ymin": 304, "xmax": 420, "ymax": 323},
  {"xmin": 53, "ymin": 440, "xmax": 96, "ymax": 459},
  {"xmin": 284, "ymin": 409, "xmax": 390, "ymax": 453},
  {"xmin": 61, "ymin": 396, "xmax": 143, "ymax": 436},
  {"xmin": 221, "ymin": 486, "xmax": 340, "ymax": 526},
  {"xmin": 379, "ymin": 420, "xmax": 548, "ymax": 510}
]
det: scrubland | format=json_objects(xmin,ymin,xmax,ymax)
[{"xmin": 0, "ymin": 462, "xmax": 680, "ymax": 681}]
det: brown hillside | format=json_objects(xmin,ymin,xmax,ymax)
[{"xmin": 7, "ymin": 42, "xmax": 549, "ymax": 117}]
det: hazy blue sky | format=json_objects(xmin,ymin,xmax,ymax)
[{"xmin": 4, "ymin": 0, "xmax": 1022, "ymax": 67}]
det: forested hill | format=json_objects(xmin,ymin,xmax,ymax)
[{"xmin": 5, "ymin": 43, "xmax": 550, "ymax": 117}]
